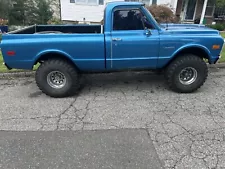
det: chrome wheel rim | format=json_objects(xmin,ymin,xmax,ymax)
[
  {"xmin": 179, "ymin": 67, "xmax": 197, "ymax": 85},
  {"xmin": 47, "ymin": 71, "xmax": 67, "ymax": 89}
]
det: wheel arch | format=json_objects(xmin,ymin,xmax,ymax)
[
  {"xmin": 34, "ymin": 50, "xmax": 79, "ymax": 70},
  {"xmin": 163, "ymin": 45, "xmax": 211, "ymax": 69}
]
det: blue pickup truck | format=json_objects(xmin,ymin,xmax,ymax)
[{"xmin": 1, "ymin": 2, "xmax": 224, "ymax": 98}]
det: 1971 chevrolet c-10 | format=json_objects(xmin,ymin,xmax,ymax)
[{"xmin": 1, "ymin": 2, "xmax": 224, "ymax": 98}]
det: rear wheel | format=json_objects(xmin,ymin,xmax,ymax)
[
  {"xmin": 35, "ymin": 59, "xmax": 80, "ymax": 98},
  {"xmin": 165, "ymin": 54, "xmax": 208, "ymax": 93}
]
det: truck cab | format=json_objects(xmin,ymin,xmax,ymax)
[
  {"xmin": 104, "ymin": 2, "xmax": 160, "ymax": 70},
  {"xmin": 103, "ymin": 2, "xmax": 223, "ymax": 70}
]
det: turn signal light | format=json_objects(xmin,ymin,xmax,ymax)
[{"xmin": 212, "ymin": 45, "xmax": 220, "ymax": 50}]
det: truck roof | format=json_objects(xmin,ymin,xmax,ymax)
[{"xmin": 106, "ymin": 1, "xmax": 144, "ymax": 9}]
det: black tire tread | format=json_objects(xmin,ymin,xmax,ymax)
[
  {"xmin": 165, "ymin": 54, "xmax": 208, "ymax": 93},
  {"xmin": 35, "ymin": 59, "xmax": 79, "ymax": 98}
]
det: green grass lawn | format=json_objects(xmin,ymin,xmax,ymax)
[
  {"xmin": 0, "ymin": 52, "xmax": 39, "ymax": 73},
  {"xmin": 220, "ymin": 47, "xmax": 225, "ymax": 62},
  {"xmin": 0, "ymin": 52, "xmax": 10, "ymax": 73},
  {"xmin": 221, "ymin": 32, "xmax": 225, "ymax": 38},
  {"xmin": 219, "ymin": 32, "xmax": 225, "ymax": 62}
]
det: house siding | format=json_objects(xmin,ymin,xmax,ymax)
[
  {"xmin": 195, "ymin": 0, "xmax": 214, "ymax": 24},
  {"xmin": 61, "ymin": 0, "xmax": 178, "ymax": 22},
  {"xmin": 61, "ymin": 0, "xmax": 121, "ymax": 23},
  {"xmin": 175, "ymin": 0, "xmax": 214, "ymax": 24}
]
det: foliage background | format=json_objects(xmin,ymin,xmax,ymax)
[
  {"xmin": 147, "ymin": 5, "xmax": 178, "ymax": 23},
  {"xmin": 0, "ymin": 0, "xmax": 59, "ymax": 25}
]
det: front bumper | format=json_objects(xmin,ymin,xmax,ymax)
[
  {"xmin": 215, "ymin": 55, "xmax": 221, "ymax": 64},
  {"xmin": 209, "ymin": 55, "xmax": 221, "ymax": 64}
]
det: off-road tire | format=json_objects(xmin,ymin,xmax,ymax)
[
  {"xmin": 35, "ymin": 59, "xmax": 80, "ymax": 98},
  {"xmin": 165, "ymin": 54, "xmax": 208, "ymax": 93}
]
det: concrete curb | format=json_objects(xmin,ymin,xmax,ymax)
[
  {"xmin": 208, "ymin": 63, "xmax": 225, "ymax": 69},
  {"xmin": 0, "ymin": 71, "xmax": 35, "ymax": 79}
]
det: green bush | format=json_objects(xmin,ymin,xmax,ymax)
[
  {"xmin": 207, "ymin": 24, "xmax": 225, "ymax": 31},
  {"xmin": 147, "ymin": 5, "xmax": 179, "ymax": 23},
  {"xmin": 47, "ymin": 18, "xmax": 63, "ymax": 25}
]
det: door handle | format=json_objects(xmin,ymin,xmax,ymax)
[{"xmin": 112, "ymin": 38, "xmax": 122, "ymax": 41}]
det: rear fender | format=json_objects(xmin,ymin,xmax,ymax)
[{"xmin": 34, "ymin": 49, "xmax": 74, "ymax": 65}]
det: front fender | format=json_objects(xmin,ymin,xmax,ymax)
[{"xmin": 171, "ymin": 44, "xmax": 211, "ymax": 60}]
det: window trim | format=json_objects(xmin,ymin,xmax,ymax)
[
  {"xmin": 205, "ymin": 6, "xmax": 215, "ymax": 17},
  {"xmin": 152, "ymin": 0, "xmax": 157, "ymax": 5},
  {"xmin": 205, "ymin": 0, "xmax": 216, "ymax": 17},
  {"xmin": 124, "ymin": 0, "xmax": 151, "ymax": 6},
  {"xmin": 70, "ymin": 0, "xmax": 104, "ymax": 5},
  {"xmin": 111, "ymin": 7, "xmax": 155, "ymax": 31},
  {"xmin": 183, "ymin": 0, "xmax": 198, "ymax": 21},
  {"xmin": 76, "ymin": 0, "xmax": 98, "ymax": 5}
]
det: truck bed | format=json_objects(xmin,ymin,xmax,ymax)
[
  {"xmin": 9, "ymin": 25, "xmax": 102, "ymax": 34},
  {"xmin": 1, "ymin": 24, "xmax": 105, "ymax": 71}
]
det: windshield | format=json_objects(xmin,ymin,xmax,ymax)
[{"xmin": 142, "ymin": 6, "xmax": 165, "ymax": 29}]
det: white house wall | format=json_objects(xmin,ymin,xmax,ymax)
[
  {"xmin": 157, "ymin": 0, "xmax": 178, "ymax": 11},
  {"xmin": 61, "ymin": 0, "xmax": 121, "ymax": 22},
  {"xmin": 60, "ymin": 0, "xmax": 178, "ymax": 22}
]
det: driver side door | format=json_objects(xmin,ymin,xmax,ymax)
[{"xmin": 109, "ymin": 7, "xmax": 160, "ymax": 70}]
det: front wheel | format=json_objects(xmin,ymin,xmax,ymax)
[
  {"xmin": 35, "ymin": 59, "xmax": 80, "ymax": 98},
  {"xmin": 165, "ymin": 54, "xmax": 208, "ymax": 93}
]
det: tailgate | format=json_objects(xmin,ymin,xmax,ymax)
[{"xmin": 0, "ymin": 34, "xmax": 12, "ymax": 70}]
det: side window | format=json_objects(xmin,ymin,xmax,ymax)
[{"xmin": 113, "ymin": 9, "xmax": 154, "ymax": 31}]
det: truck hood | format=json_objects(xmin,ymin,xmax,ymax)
[
  {"xmin": 160, "ymin": 23, "xmax": 207, "ymax": 29},
  {"xmin": 160, "ymin": 23, "xmax": 220, "ymax": 35}
]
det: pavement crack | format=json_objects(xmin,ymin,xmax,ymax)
[
  {"xmin": 202, "ymin": 158, "xmax": 211, "ymax": 169},
  {"xmin": 207, "ymin": 107, "xmax": 224, "ymax": 128},
  {"xmin": 144, "ymin": 126, "xmax": 165, "ymax": 169},
  {"xmin": 120, "ymin": 89, "xmax": 127, "ymax": 100},
  {"xmin": 169, "ymin": 120, "xmax": 194, "ymax": 141},
  {"xmin": 74, "ymin": 101, "xmax": 90, "ymax": 121},
  {"xmin": 145, "ymin": 126, "xmax": 152, "ymax": 141},
  {"xmin": 215, "ymin": 154, "xmax": 219, "ymax": 169},
  {"xmin": 37, "ymin": 121, "xmax": 44, "ymax": 131},
  {"xmin": 172, "ymin": 155, "xmax": 186, "ymax": 169},
  {"xmin": 56, "ymin": 98, "xmax": 78, "ymax": 130}
]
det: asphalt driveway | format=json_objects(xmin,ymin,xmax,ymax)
[{"xmin": 0, "ymin": 67, "xmax": 225, "ymax": 168}]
